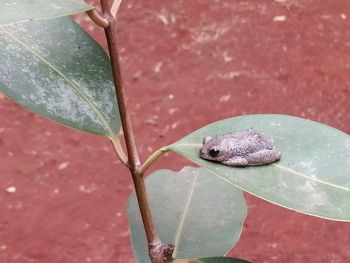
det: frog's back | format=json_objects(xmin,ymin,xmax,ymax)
[{"xmin": 220, "ymin": 128, "xmax": 274, "ymax": 156}]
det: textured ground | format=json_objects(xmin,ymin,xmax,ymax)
[{"xmin": 1, "ymin": 0, "xmax": 350, "ymax": 262}]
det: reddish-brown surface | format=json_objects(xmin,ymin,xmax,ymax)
[{"xmin": 1, "ymin": 0, "xmax": 350, "ymax": 262}]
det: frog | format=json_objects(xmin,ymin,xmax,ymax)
[{"xmin": 199, "ymin": 128, "xmax": 281, "ymax": 167}]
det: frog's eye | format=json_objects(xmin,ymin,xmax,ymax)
[{"xmin": 209, "ymin": 149, "xmax": 220, "ymax": 157}]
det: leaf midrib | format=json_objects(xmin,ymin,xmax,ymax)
[
  {"xmin": 169, "ymin": 143, "xmax": 350, "ymax": 192},
  {"xmin": 0, "ymin": 27, "xmax": 114, "ymax": 137},
  {"xmin": 173, "ymin": 173, "xmax": 198, "ymax": 257}
]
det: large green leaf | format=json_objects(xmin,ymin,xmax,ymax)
[
  {"xmin": 0, "ymin": 17, "xmax": 120, "ymax": 137},
  {"xmin": 168, "ymin": 114, "xmax": 350, "ymax": 221},
  {"xmin": 175, "ymin": 257, "xmax": 250, "ymax": 263},
  {"xmin": 1, "ymin": 0, "xmax": 92, "ymax": 26},
  {"xmin": 128, "ymin": 167, "xmax": 247, "ymax": 263}
]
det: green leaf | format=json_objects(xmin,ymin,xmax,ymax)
[
  {"xmin": 1, "ymin": 0, "xmax": 92, "ymax": 26},
  {"xmin": 128, "ymin": 167, "xmax": 247, "ymax": 263},
  {"xmin": 175, "ymin": 257, "xmax": 250, "ymax": 263},
  {"xmin": 0, "ymin": 17, "xmax": 120, "ymax": 137},
  {"xmin": 168, "ymin": 114, "xmax": 350, "ymax": 221}
]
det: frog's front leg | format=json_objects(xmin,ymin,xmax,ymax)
[
  {"xmin": 222, "ymin": 157, "xmax": 249, "ymax": 167},
  {"xmin": 246, "ymin": 149, "xmax": 281, "ymax": 165}
]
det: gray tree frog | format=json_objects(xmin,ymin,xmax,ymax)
[{"xmin": 199, "ymin": 128, "xmax": 281, "ymax": 167}]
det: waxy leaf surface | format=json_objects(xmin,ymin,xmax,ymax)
[
  {"xmin": 1, "ymin": 0, "xmax": 92, "ymax": 26},
  {"xmin": 0, "ymin": 17, "xmax": 120, "ymax": 136},
  {"xmin": 128, "ymin": 167, "xmax": 247, "ymax": 262},
  {"xmin": 175, "ymin": 257, "xmax": 250, "ymax": 263},
  {"xmin": 168, "ymin": 114, "xmax": 350, "ymax": 221}
]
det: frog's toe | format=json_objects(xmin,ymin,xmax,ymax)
[{"xmin": 223, "ymin": 157, "xmax": 249, "ymax": 167}]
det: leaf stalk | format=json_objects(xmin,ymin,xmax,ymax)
[
  {"xmin": 111, "ymin": 0, "xmax": 123, "ymax": 18},
  {"xmin": 110, "ymin": 136, "xmax": 129, "ymax": 167},
  {"xmin": 138, "ymin": 147, "xmax": 170, "ymax": 177},
  {"xmin": 86, "ymin": 9, "xmax": 109, "ymax": 28}
]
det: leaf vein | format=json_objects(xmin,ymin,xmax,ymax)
[{"xmin": 170, "ymin": 143, "xmax": 350, "ymax": 192}]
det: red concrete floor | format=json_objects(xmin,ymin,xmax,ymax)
[{"xmin": 1, "ymin": 0, "xmax": 350, "ymax": 262}]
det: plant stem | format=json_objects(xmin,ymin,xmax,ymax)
[
  {"xmin": 100, "ymin": 0, "xmax": 140, "ymax": 173},
  {"xmin": 100, "ymin": 1, "xmax": 173, "ymax": 262}
]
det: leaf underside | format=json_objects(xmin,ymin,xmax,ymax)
[
  {"xmin": 128, "ymin": 167, "xmax": 247, "ymax": 263},
  {"xmin": 175, "ymin": 257, "xmax": 251, "ymax": 263},
  {"xmin": 168, "ymin": 114, "xmax": 350, "ymax": 221},
  {"xmin": 1, "ymin": 0, "xmax": 92, "ymax": 26},
  {"xmin": 0, "ymin": 17, "xmax": 120, "ymax": 137}
]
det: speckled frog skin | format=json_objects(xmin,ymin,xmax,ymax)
[{"xmin": 199, "ymin": 128, "xmax": 281, "ymax": 167}]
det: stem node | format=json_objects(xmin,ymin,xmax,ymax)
[{"xmin": 149, "ymin": 241, "xmax": 175, "ymax": 263}]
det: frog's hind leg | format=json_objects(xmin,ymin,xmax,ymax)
[
  {"xmin": 222, "ymin": 157, "xmax": 249, "ymax": 167},
  {"xmin": 247, "ymin": 149, "xmax": 281, "ymax": 166}
]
